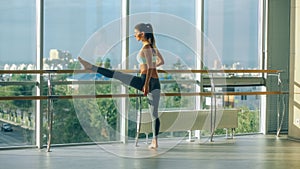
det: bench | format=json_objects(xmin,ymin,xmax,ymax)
[{"xmin": 136, "ymin": 109, "xmax": 239, "ymax": 144}]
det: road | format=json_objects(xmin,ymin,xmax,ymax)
[{"xmin": 0, "ymin": 121, "xmax": 33, "ymax": 147}]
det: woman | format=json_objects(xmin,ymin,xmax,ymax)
[{"xmin": 78, "ymin": 23, "xmax": 164, "ymax": 149}]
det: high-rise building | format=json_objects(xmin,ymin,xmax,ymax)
[{"xmin": 49, "ymin": 49, "xmax": 61, "ymax": 60}]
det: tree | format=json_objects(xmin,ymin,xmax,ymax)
[
  {"xmin": 104, "ymin": 58, "xmax": 112, "ymax": 68},
  {"xmin": 45, "ymin": 84, "xmax": 91, "ymax": 144}
]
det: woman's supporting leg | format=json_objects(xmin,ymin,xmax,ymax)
[{"xmin": 147, "ymin": 89, "xmax": 161, "ymax": 148}]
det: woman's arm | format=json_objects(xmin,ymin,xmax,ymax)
[{"xmin": 155, "ymin": 49, "xmax": 164, "ymax": 67}]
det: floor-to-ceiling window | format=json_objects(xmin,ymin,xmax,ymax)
[
  {"xmin": 203, "ymin": 0, "xmax": 264, "ymax": 134},
  {"xmin": 203, "ymin": 0, "xmax": 262, "ymax": 69},
  {"xmin": 128, "ymin": 0, "xmax": 198, "ymax": 140},
  {"xmin": 0, "ymin": 0, "xmax": 265, "ymax": 149},
  {"xmin": 42, "ymin": 0, "xmax": 122, "ymax": 145},
  {"xmin": 0, "ymin": 0, "xmax": 36, "ymax": 147}
]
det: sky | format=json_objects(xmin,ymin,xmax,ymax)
[{"xmin": 0, "ymin": 0, "xmax": 260, "ymax": 69}]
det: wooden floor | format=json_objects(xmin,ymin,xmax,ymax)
[{"xmin": 0, "ymin": 135, "xmax": 299, "ymax": 169}]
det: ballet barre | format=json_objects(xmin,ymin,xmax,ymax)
[
  {"xmin": 0, "ymin": 91, "xmax": 288, "ymax": 101},
  {"xmin": 0, "ymin": 69, "xmax": 285, "ymax": 151}
]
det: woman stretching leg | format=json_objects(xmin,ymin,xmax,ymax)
[{"xmin": 78, "ymin": 23, "xmax": 164, "ymax": 149}]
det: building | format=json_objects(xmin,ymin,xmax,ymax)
[{"xmin": 0, "ymin": 1, "xmax": 300, "ymax": 169}]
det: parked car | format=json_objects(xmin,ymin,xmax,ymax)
[{"xmin": 1, "ymin": 123, "xmax": 13, "ymax": 132}]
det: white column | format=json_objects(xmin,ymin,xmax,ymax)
[
  {"xmin": 194, "ymin": 0, "xmax": 204, "ymax": 140},
  {"xmin": 260, "ymin": 0, "xmax": 268, "ymax": 134},
  {"xmin": 120, "ymin": 0, "xmax": 129, "ymax": 143},
  {"xmin": 35, "ymin": 0, "xmax": 44, "ymax": 149}
]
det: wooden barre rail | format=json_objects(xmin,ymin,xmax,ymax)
[
  {"xmin": 0, "ymin": 69, "xmax": 282, "ymax": 74},
  {"xmin": 0, "ymin": 69, "xmax": 285, "ymax": 100},
  {"xmin": 0, "ymin": 91, "xmax": 288, "ymax": 101}
]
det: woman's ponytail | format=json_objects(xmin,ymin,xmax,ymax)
[{"xmin": 145, "ymin": 24, "xmax": 156, "ymax": 48}]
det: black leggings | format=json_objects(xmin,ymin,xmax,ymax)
[{"xmin": 93, "ymin": 66, "xmax": 161, "ymax": 137}]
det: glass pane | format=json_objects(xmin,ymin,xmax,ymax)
[
  {"xmin": 0, "ymin": 83, "xmax": 37, "ymax": 147},
  {"xmin": 0, "ymin": 100, "xmax": 36, "ymax": 147},
  {"xmin": 0, "ymin": 0, "xmax": 36, "ymax": 66},
  {"xmin": 203, "ymin": 0, "xmax": 262, "ymax": 69},
  {"xmin": 44, "ymin": 0, "xmax": 121, "ymax": 70},
  {"xmin": 128, "ymin": 0, "xmax": 198, "ymax": 109},
  {"xmin": 41, "ymin": 99, "xmax": 92, "ymax": 145},
  {"xmin": 44, "ymin": 0, "xmax": 122, "ymax": 144},
  {"xmin": 128, "ymin": 0, "xmax": 198, "ymax": 142},
  {"xmin": 203, "ymin": 86, "xmax": 262, "ymax": 135},
  {"xmin": 129, "ymin": 0, "xmax": 197, "ymax": 70},
  {"xmin": 0, "ymin": 0, "xmax": 36, "ymax": 148}
]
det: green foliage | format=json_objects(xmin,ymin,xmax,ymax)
[
  {"xmin": 0, "ymin": 74, "xmax": 34, "ymax": 124},
  {"xmin": 104, "ymin": 58, "xmax": 112, "ymax": 69},
  {"xmin": 0, "ymin": 59, "xmax": 261, "ymax": 145},
  {"xmin": 235, "ymin": 106, "xmax": 259, "ymax": 133},
  {"xmin": 213, "ymin": 107, "xmax": 260, "ymax": 135},
  {"xmin": 95, "ymin": 58, "xmax": 112, "ymax": 68},
  {"xmin": 68, "ymin": 60, "xmax": 81, "ymax": 70},
  {"xmin": 66, "ymin": 83, "xmax": 119, "ymax": 142},
  {"xmin": 94, "ymin": 84, "xmax": 118, "ymax": 140},
  {"xmin": 50, "ymin": 99, "xmax": 91, "ymax": 144},
  {"xmin": 11, "ymin": 74, "xmax": 33, "ymax": 81},
  {"xmin": 7, "ymin": 74, "xmax": 34, "ymax": 109},
  {"xmin": 44, "ymin": 84, "xmax": 91, "ymax": 144}
]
